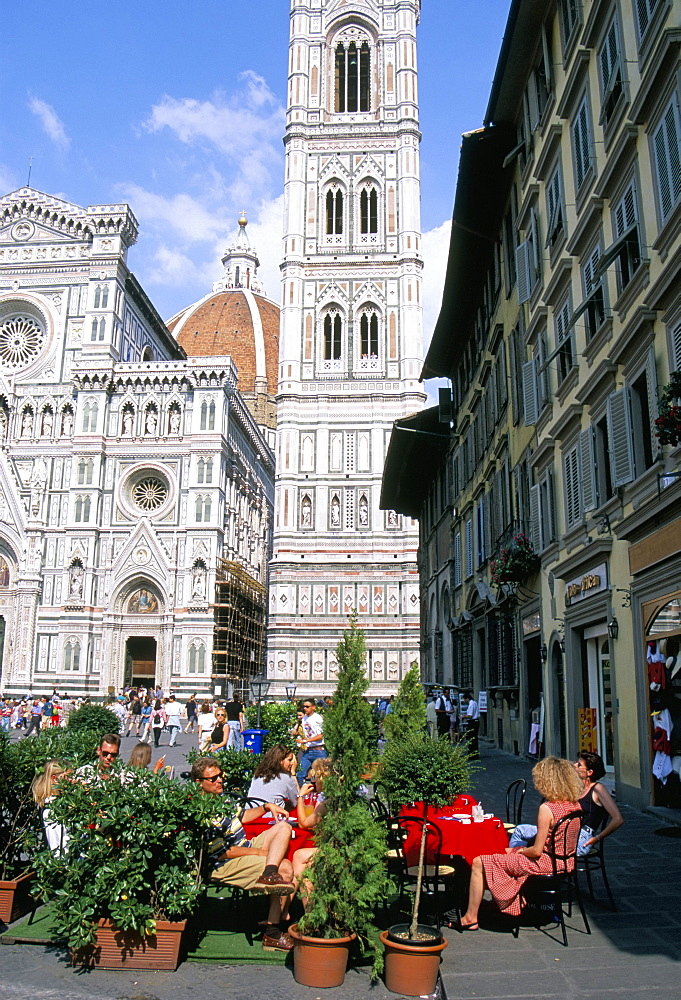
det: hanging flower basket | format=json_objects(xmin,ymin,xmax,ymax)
[
  {"xmin": 490, "ymin": 533, "xmax": 539, "ymax": 586},
  {"xmin": 655, "ymin": 372, "xmax": 681, "ymax": 447}
]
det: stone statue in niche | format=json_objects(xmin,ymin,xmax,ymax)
[
  {"xmin": 21, "ymin": 411, "xmax": 33, "ymax": 437},
  {"xmin": 122, "ymin": 410, "xmax": 133, "ymax": 436},
  {"xmin": 68, "ymin": 563, "xmax": 84, "ymax": 599},
  {"xmin": 191, "ymin": 564, "xmax": 206, "ymax": 600},
  {"xmin": 145, "ymin": 409, "xmax": 157, "ymax": 435},
  {"xmin": 301, "ymin": 495, "xmax": 312, "ymax": 527},
  {"xmin": 330, "ymin": 495, "xmax": 340, "ymax": 527},
  {"xmin": 387, "ymin": 509, "xmax": 398, "ymax": 527},
  {"xmin": 169, "ymin": 409, "xmax": 181, "ymax": 434},
  {"xmin": 359, "ymin": 495, "xmax": 368, "ymax": 527},
  {"xmin": 29, "ymin": 458, "xmax": 48, "ymax": 515},
  {"xmin": 61, "ymin": 410, "xmax": 73, "ymax": 436},
  {"xmin": 41, "ymin": 410, "xmax": 53, "ymax": 437}
]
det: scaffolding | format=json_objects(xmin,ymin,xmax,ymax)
[{"xmin": 212, "ymin": 560, "xmax": 267, "ymax": 696}]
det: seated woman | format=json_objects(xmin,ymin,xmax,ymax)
[
  {"xmin": 31, "ymin": 759, "xmax": 70, "ymax": 855},
  {"xmin": 291, "ymin": 757, "xmax": 332, "ymax": 903},
  {"xmin": 460, "ymin": 756, "xmax": 583, "ymax": 930},
  {"xmin": 510, "ymin": 751, "xmax": 623, "ymax": 855},
  {"xmin": 127, "ymin": 742, "xmax": 166, "ymax": 774},
  {"xmin": 206, "ymin": 708, "xmax": 229, "ymax": 754},
  {"xmin": 248, "ymin": 745, "xmax": 300, "ymax": 811}
]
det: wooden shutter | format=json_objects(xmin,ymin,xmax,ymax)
[
  {"xmin": 579, "ymin": 426, "xmax": 598, "ymax": 512},
  {"xmin": 654, "ymin": 100, "xmax": 681, "ymax": 222},
  {"xmin": 523, "ymin": 359, "xmax": 538, "ymax": 425},
  {"xmin": 465, "ymin": 518, "xmax": 473, "ymax": 578},
  {"xmin": 646, "ymin": 345, "xmax": 661, "ymax": 460},
  {"xmin": 607, "ymin": 388, "xmax": 635, "ymax": 486},
  {"xmin": 529, "ymin": 482, "xmax": 542, "ymax": 551},
  {"xmin": 516, "ymin": 241, "xmax": 532, "ymax": 303},
  {"xmin": 563, "ymin": 446, "xmax": 581, "ymax": 528}
]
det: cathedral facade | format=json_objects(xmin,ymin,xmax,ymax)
[
  {"xmin": 0, "ymin": 188, "xmax": 274, "ymax": 698},
  {"xmin": 267, "ymin": 0, "xmax": 425, "ymax": 697}
]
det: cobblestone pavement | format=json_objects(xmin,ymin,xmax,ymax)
[{"xmin": 3, "ymin": 737, "xmax": 680, "ymax": 999}]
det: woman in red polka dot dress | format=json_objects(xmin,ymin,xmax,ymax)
[{"xmin": 460, "ymin": 757, "xmax": 583, "ymax": 929}]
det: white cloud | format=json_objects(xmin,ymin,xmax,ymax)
[
  {"xmin": 421, "ymin": 218, "xmax": 451, "ymax": 352},
  {"xmin": 119, "ymin": 184, "xmax": 227, "ymax": 244},
  {"xmin": 28, "ymin": 97, "xmax": 70, "ymax": 150}
]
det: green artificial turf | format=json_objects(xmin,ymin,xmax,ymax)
[{"xmin": 3, "ymin": 889, "xmax": 289, "ymax": 965}]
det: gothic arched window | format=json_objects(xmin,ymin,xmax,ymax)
[
  {"xmin": 324, "ymin": 313, "xmax": 342, "ymax": 361},
  {"xmin": 360, "ymin": 311, "xmax": 379, "ymax": 358},
  {"xmin": 82, "ymin": 400, "xmax": 98, "ymax": 433},
  {"xmin": 326, "ymin": 189, "xmax": 343, "ymax": 235},
  {"xmin": 335, "ymin": 41, "xmax": 370, "ymax": 112},
  {"xmin": 189, "ymin": 642, "xmax": 206, "ymax": 674},
  {"xmin": 200, "ymin": 400, "xmax": 216, "ymax": 430},
  {"xmin": 64, "ymin": 640, "xmax": 81, "ymax": 671},
  {"xmin": 360, "ymin": 187, "xmax": 378, "ymax": 234}
]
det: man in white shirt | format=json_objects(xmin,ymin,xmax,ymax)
[
  {"xmin": 296, "ymin": 698, "xmax": 326, "ymax": 781},
  {"xmin": 426, "ymin": 696, "xmax": 438, "ymax": 739},
  {"xmin": 165, "ymin": 695, "xmax": 182, "ymax": 747},
  {"xmin": 435, "ymin": 687, "xmax": 454, "ymax": 740},
  {"xmin": 463, "ymin": 691, "xmax": 480, "ymax": 757}
]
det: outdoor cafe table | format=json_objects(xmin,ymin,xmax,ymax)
[
  {"xmin": 243, "ymin": 817, "xmax": 315, "ymax": 862},
  {"xmin": 400, "ymin": 799, "xmax": 509, "ymax": 866}
]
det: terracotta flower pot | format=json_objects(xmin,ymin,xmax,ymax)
[
  {"xmin": 288, "ymin": 922, "xmax": 356, "ymax": 988},
  {"xmin": 0, "ymin": 871, "xmax": 36, "ymax": 924},
  {"xmin": 71, "ymin": 917, "xmax": 186, "ymax": 970},
  {"xmin": 380, "ymin": 927, "xmax": 448, "ymax": 996}
]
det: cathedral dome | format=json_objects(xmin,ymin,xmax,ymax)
[{"xmin": 167, "ymin": 215, "xmax": 279, "ymax": 431}]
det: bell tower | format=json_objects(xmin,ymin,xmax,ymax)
[{"xmin": 268, "ymin": 0, "xmax": 424, "ymax": 696}]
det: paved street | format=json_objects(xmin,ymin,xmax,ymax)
[{"xmin": 2, "ymin": 736, "xmax": 680, "ymax": 999}]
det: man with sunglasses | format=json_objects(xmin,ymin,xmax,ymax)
[
  {"xmin": 296, "ymin": 698, "xmax": 325, "ymax": 781},
  {"xmin": 74, "ymin": 733, "xmax": 121, "ymax": 782},
  {"xmin": 191, "ymin": 757, "xmax": 296, "ymax": 951}
]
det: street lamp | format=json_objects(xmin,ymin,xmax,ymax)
[
  {"xmin": 540, "ymin": 644, "xmax": 548, "ymax": 662},
  {"xmin": 250, "ymin": 675, "xmax": 271, "ymax": 728},
  {"xmin": 285, "ymin": 683, "xmax": 297, "ymax": 702},
  {"xmin": 607, "ymin": 617, "xmax": 619, "ymax": 641}
]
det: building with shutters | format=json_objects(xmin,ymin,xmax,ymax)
[{"xmin": 382, "ymin": 0, "xmax": 680, "ymax": 811}]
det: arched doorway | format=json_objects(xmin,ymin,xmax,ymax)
[{"xmin": 125, "ymin": 636, "xmax": 157, "ymax": 690}]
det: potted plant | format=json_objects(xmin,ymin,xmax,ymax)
[
  {"xmin": 490, "ymin": 532, "xmax": 539, "ymax": 586},
  {"xmin": 378, "ymin": 735, "xmax": 473, "ymax": 996},
  {"xmin": 0, "ymin": 728, "xmax": 100, "ymax": 923},
  {"xmin": 34, "ymin": 766, "xmax": 221, "ymax": 968},
  {"xmin": 289, "ymin": 614, "xmax": 393, "ymax": 986},
  {"xmin": 186, "ymin": 745, "xmax": 260, "ymax": 794},
  {"xmin": 382, "ymin": 661, "xmax": 426, "ymax": 745}
]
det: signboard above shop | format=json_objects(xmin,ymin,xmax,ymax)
[{"xmin": 564, "ymin": 563, "xmax": 608, "ymax": 606}]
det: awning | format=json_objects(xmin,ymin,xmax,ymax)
[{"xmin": 380, "ymin": 407, "xmax": 450, "ymax": 518}]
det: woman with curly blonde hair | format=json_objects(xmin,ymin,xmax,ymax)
[{"xmin": 459, "ymin": 757, "xmax": 582, "ymax": 930}]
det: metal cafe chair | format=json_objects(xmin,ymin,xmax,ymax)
[
  {"xmin": 515, "ymin": 810, "xmax": 591, "ymax": 947},
  {"xmin": 504, "ymin": 778, "xmax": 527, "ymax": 834},
  {"xmin": 395, "ymin": 816, "xmax": 457, "ymax": 929},
  {"xmin": 575, "ymin": 817, "xmax": 617, "ymax": 910}
]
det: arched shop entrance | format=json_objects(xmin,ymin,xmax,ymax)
[{"xmin": 643, "ymin": 594, "xmax": 681, "ymax": 809}]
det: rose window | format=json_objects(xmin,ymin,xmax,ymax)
[
  {"xmin": 0, "ymin": 314, "xmax": 44, "ymax": 369},
  {"xmin": 132, "ymin": 476, "xmax": 168, "ymax": 511}
]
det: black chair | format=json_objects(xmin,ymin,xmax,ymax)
[
  {"xmin": 575, "ymin": 818, "xmax": 617, "ymax": 910},
  {"xmin": 394, "ymin": 816, "xmax": 457, "ymax": 929},
  {"xmin": 516, "ymin": 810, "xmax": 590, "ymax": 947},
  {"xmin": 504, "ymin": 778, "xmax": 527, "ymax": 834},
  {"xmin": 233, "ymin": 795, "xmax": 270, "ymax": 820}
]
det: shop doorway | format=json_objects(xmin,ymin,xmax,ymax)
[
  {"xmin": 125, "ymin": 637, "xmax": 157, "ymax": 690},
  {"xmin": 584, "ymin": 627, "xmax": 614, "ymax": 770}
]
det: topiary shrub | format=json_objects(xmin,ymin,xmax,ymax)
[
  {"xmin": 299, "ymin": 614, "xmax": 392, "ymax": 976},
  {"xmin": 245, "ymin": 701, "xmax": 297, "ymax": 752},
  {"xmin": 185, "ymin": 746, "xmax": 259, "ymax": 794},
  {"xmin": 382, "ymin": 660, "xmax": 426, "ymax": 745},
  {"xmin": 66, "ymin": 702, "xmax": 121, "ymax": 736}
]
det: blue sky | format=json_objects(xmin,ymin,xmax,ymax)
[{"xmin": 1, "ymin": 0, "xmax": 511, "ymax": 345}]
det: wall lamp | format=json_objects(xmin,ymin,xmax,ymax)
[{"xmin": 607, "ymin": 617, "xmax": 619, "ymax": 641}]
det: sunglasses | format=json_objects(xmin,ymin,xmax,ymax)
[
  {"xmin": 100, "ymin": 751, "xmax": 118, "ymax": 759},
  {"xmin": 201, "ymin": 772, "xmax": 224, "ymax": 782}
]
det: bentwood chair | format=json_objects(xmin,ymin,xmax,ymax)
[
  {"xmin": 516, "ymin": 810, "xmax": 590, "ymax": 947},
  {"xmin": 575, "ymin": 816, "xmax": 617, "ymax": 910},
  {"xmin": 504, "ymin": 778, "xmax": 527, "ymax": 834}
]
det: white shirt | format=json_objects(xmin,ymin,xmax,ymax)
[
  {"xmin": 466, "ymin": 699, "xmax": 480, "ymax": 721},
  {"xmin": 301, "ymin": 711, "xmax": 325, "ymax": 748},
  {"xmin": 165, "ymin": 701, "xmax": 182, "ymax": 726}
]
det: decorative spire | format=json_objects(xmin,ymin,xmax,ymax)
[{"xmin": 213, "ymin": 212, "xmax": 263, "ymax": 294}]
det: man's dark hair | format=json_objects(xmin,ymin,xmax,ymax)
[
  {"xmin": 191, "ymin": 757, "xmax": 217, "ymax": 782},
  {"xmin": 99, "ymin": 733, "xmax": 121, "ymax": 749}
]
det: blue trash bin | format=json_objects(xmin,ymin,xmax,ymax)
[{"xmin": 242, "ymin": 728, "xmax": 268, "ymax": 754}]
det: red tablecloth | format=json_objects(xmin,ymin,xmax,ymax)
[
  {"xmin": 243, "ymin": 819, "xmax": 315, "ymax": 861},
  {"xmin": 400, "ymin": 808, "xmax": 509, "ymax": 866}
]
